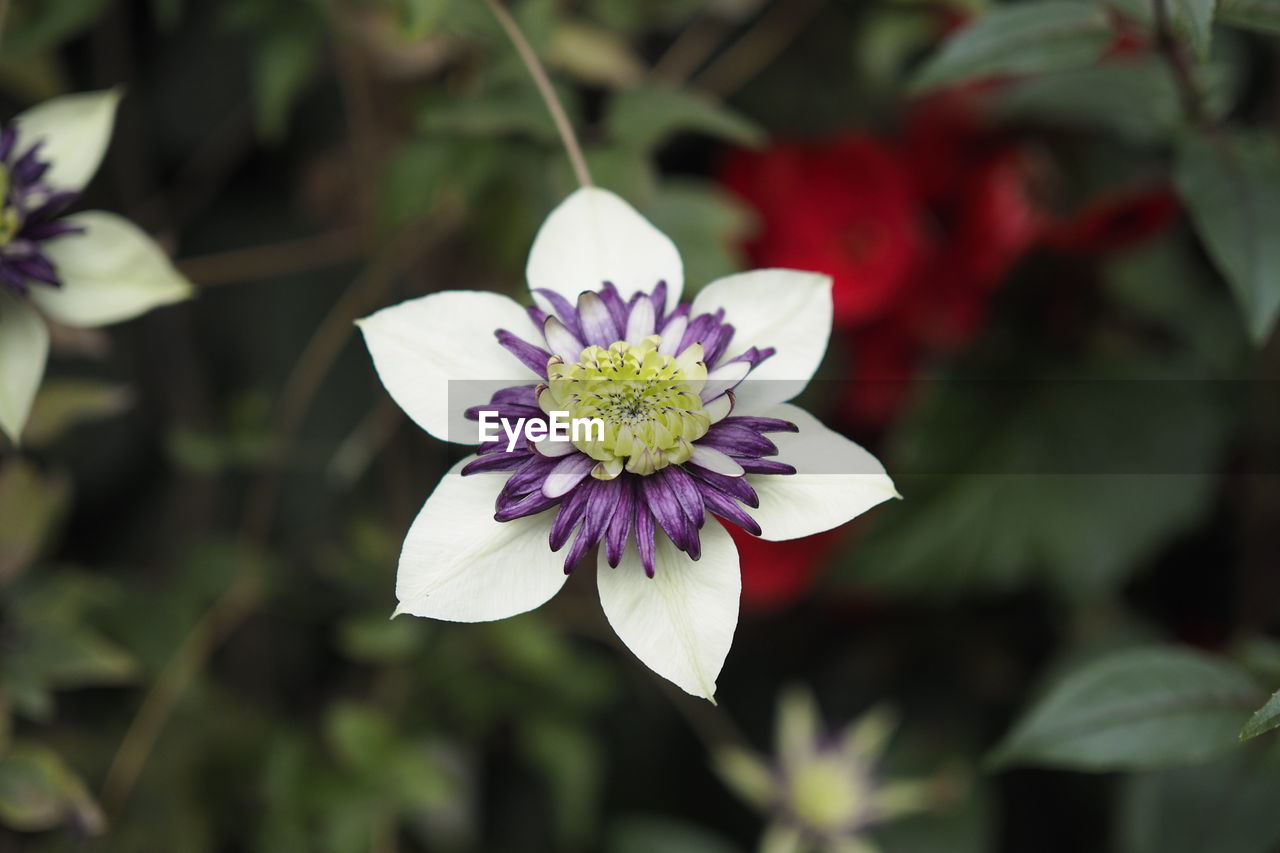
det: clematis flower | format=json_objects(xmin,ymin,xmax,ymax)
[
  {"xmin": 358, "ymin": 188, "xmax": 898, "ymax": 700},
  {"xmin": 715, "ymin": 688, "xmax": 938, "ymax": 853},
  {"xmin": 0, "ymin": 90, "xmax": 194, "ymax": 444}
]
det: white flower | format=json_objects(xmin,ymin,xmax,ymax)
[
  {"xmin": 715, "ymin": 688, "xmax": 937, "ymax": 853},
  {"xmin": 0, "ymin": 90, "xmax": 194, "ymax": 444},
  {"xmin": 358, "ymin": 187, "xmax": 897, "ymax": 700}
]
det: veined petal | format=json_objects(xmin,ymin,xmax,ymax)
[
  {"xmin": 13, "ymin": 89, "xmax": 120, "ymax": 194},
  {"xmin": 526, "ymin": 187, "xmax": 682, "ymax": 314},
  {"xmin": 34, "ymin": 212, "xmax": 192, "ymax": 329},
  {"xmin": 0, "ymin": 291, "xmax": 49, "ymax": 444},
  {"xmin": 358, "ymin": 290, "xmax": 539, "ymax": 444},
  {"xmin": 597, "ymin": 520, "xmax": 740, "ymax": 700},
  {"xmin": 750, "ymin": 404, "xmax": 898, "ymax": 541},
  {"xmin": 396, "ymin": 458, "xmax": 568, "ymax": 621},
  {"xmin": 691, "ymin": 270, "xmax": 832, "ymax": 411}
]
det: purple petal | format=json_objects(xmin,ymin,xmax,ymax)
[
  {"xmin": 542, "ymin": 452, "xmax": 594, "ymax": 498},
  {"xmin": 720, "ymin": 416, "xmax": 798, "ymax": 434},
  {"xmin": 496, "ymin": 329, "xmax": 552, "ymax": 378},
  {"xmin": 686, "ymin": 464, "xmax": 760, "ymax": 508},
  {"xmin": 739, "ymin": 459, "xmax": 797, "ymax": 475},
  {"xmin": 604, "ymin": 479, "xmax": 635, "ymax": 567},
  {"xmin": 634, "ymin": 505, "xmax": 657, "ymax": 577},
  {"xmin": 598, "ymin": 281, "xmax": 630, "ymax": 335},
  {"xmin": 532, "ymin": 288, "xmax": 584, "ymax": 339},
  {"xmin": 576, "ymin": 291, "xmax": 618, "ymax": 347},
  {"xmin": 700, "ymin": 487, "xmax": 762, "ymax": 536},
  {"xmin": 495, "ymin": 489, "xmax": 559, "ymax": 522}
]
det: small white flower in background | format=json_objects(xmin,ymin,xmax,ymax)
[
  {"xmin": 358, "ymin": 187, "xmax": 898, "ymax": 701},
  {"xmin": 715, "ymin": 688, "xmax": 938, "ymax": 853},
  {"xmin": 0, "ymin": 90, "xmax": 194, "ymax": 444}
]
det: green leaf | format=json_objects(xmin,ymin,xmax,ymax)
[
  {"xmin": 253, "ymin": 30, "xmax": 321, "ymax": 141},
  {"xmin": 1175, "ymin": 130, "xmax": 1280, "ymax": 343},
  {"xmin": 1171, "ymin": 0, "xmax": 1217, "ymax": 60},
  {"xmin": 1107, "ymin": 0, "xmax": 1217, "ymax": 61},
  {"xmin": 23, "ymin": 380, "xmax": 132, "ymax": 448},
  {"xmin": 910, "ymin": 2, "xmax": 1114, "ymax": 92},
  {"xmin": 396, "ymin": 0, "xmax": 451, "ymax": 39},
  {"xmin": 995, "ymin": 58, "xmax": 1232, "ymax": 143},
  {"xmin": 1239, "ymin": 689, "xmax": 1280, "ymax": 740},
  {"xmin": 547, "ymin": 21, "xmax": 645, "ymax": 87},
  {"xmin": 0, "ymin": 459, "xmax": 68, "ymax": 584},
  {"xmin": 0, "ymin": 742, "xmax": 103, "ymax": 834},
  {"xmin": 417, "ymin": 89, "xmax": 561, "ymax": 140},
  {"xmin": 988, "ymin": 647, "xmax": 1263, "ymax": 771},
  {"xmin": 1, "ymin": 0, "xmax": 112, "ymax": 57},
  {"xmin": 608, "ymin": 86, "xmax": 763, "ymax": 153},
  {"xmin": 1118, "ymin": 751, "xmax": 1280, "ymax": 853},
  {"xmin": 1218, "ymin": 0, "xmax": 1280, "ymax": 33},
  {"xmin": 645, "ymin": 183, "xmax": 752, "ymax": 289},
  {"xmin": 607, "ymin": 815, "xmax": 741, "ymax": 853},
  {"xmin": 846, "ymin": 354, "xmax": 1230, "ymax": 597}
]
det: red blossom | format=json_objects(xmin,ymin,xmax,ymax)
[
  {"xmin": 720, "ymin": 135, "xmax": 923, "ymax": 328},
  {"xmin": 729, "ymin": 524, "xmax": 840, "ymax": 612},
  {"xmin": 1042, "ymin": 188, "xmax": 1178, "ymax": 254}
]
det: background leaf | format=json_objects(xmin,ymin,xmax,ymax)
[
  {"xmin": 988, "ymin": 647, "xmax": 1263, "ymax": 771},
  {"xmin": 910, "ymin": 2, "xmax": 1113, "ymax": 92},
  {"xmin": 1176, "ymin": 130, "xmax": 1280, "ymax": 343},
  {"xmin": 1239, "ymin": 689, "xmax": 1280, "ymax": 740}
]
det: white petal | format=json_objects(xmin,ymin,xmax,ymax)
[
  {"xmin": 704, "ymin": 390, "xmax": 733, "ymax": 424},
  {"xmin": 526, "ymin": 187, "xmax": 682, "ymax": 314},
  {"xmin": 33, "ymin": 212, "xmax": 193, "ymax": 328},
  {"xmin": 690, "ymin": 444, "xmax": 744, "ymax": 477},
  {"xmin": 357, "ymin": 290, "xmax": 539, "ymax": 444},
  {"xmin": 396, "ymin": 458, "xmax": 568, "ymax": 621},
  {"xmin": 533, "ymin": 436, "xmax": 575, "ymax": 457},
  {"xmin": 0, "ymin": 291, "xmax": 49, "ymax": 444},
  {"xmin": 13, "ymin": 89, "xmax": 120, "ymax": 194},
  {"xmin": 542, "ymin": 452, "xmax": 593, "ymax": 498},
  {"xmin": 699, "ymin": 359, "xmax": 750, "ymax": 403},
  {"xmin": 657, "ymin": 313, "xmax": 687, "ymax": 355},
  {"xmin": 750, "ymin": 404, "xmax": 898, "ymax": 541},
  {"xmin": 543, "ymin": 315, "xmax": 584, "ymax": 362},
  {"xmin": 691, "ymin": 269, "xmax": 833, "ymax": 411},
  {"xmin": 625, "ymin": 294, "xmax": 655, "ymax": 341},
  {"xmin": 597, "ymin": 521, "xmax": 740, "ymax": 700}
]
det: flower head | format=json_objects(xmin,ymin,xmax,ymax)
[
  {"xmin": 358, "ymin": 188, "xmax": 898, "ymax": 700},
  {"xmin": 0, "ymin": 90, "xmax": 194, "ymax": 445},
  {"xmin": 716, "ymin": 688, "xmax": 939, "ymax": 852}
]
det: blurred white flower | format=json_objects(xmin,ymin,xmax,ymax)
[
  {"xmin": 359, "ymin": 187, "xmax": 898, "ymax": 700},
  {"xmin": 716, "ymin": 688, "xmax": 939, "ymax": 853},
  {"xmin": 0, "ymin": 90, "xmax": 194, "ymax": 444}
]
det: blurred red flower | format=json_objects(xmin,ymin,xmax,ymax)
[
  {"xmin": 720, "ymin": 135, "xmax": 923, "ymax": 327},
  {"xmin": 729, "ymin": 524, "xmax": 840, "ymax": 612},
  {"xmin": 719, "ymin": 89, "xmax": 1177, "ymax": 609}
]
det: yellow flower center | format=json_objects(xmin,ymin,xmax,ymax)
[
  {"xmin": 542, "ymin": 335, "xmax": 710, "ymax": 479},
  {"xmin": 787, "ymin": 756, "xmax": 867, "ymax": 833},
  {"xmin": 0, "ymin": 166, "xmax": 21, "ymax": 248}
]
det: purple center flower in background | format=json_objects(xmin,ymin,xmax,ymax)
[
  {"xmin": 0, "ymin": 125, "xmax": 84, "ymax": 297},
  {"xmin": 0, "ymin": 89, "xmax": 194, "ymax": 446},
  {"xmin": 359, "ymin": 187, "xmax": 899, "ymax": 699}
]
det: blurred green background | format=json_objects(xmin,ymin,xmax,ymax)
[{"xmin": 2, "ymin": 0, "xmax": 1280, "ymax": 850}]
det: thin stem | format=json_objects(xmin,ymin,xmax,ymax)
[
  {"xmin": 179, "ymin": 227, "xmax": 367, "ymax": 286},
  {"xmin": 482, "ymin": 0, "xmax": 592, "ymax": 188},
  {"xmin": 650, "ymin": 14, "xmax": 731, "ymax": 85},
  {"xmin": 1153, "ymin": 0, "xmax": 1210, "ymax": 128},
  {"xmin": 694, "ymin": 0, "xmax": 825, "ymax": 98}
]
